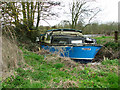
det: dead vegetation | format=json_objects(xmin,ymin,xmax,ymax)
[
  {"xmin": 2, "ymin": 36, "xmax": 24, "ymax": 80},
  {"xmin": 35, "ymin": 48, "xmax": 78, "ymax": 68},
  {"xmin": 95, "ymin": 43, "xmax": 120, "ymax": 61},
  {"xmin": 58, "ymin": 80, "xmax": 79, "ymax": 88}
]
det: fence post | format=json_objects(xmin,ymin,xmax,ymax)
[{"xmin": 114, "ymin": 31, "xmax": 118, "ymax": 43}]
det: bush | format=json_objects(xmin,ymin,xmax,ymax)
[
  {"xmin": 104, "ymin": 42, "xmax": 119, "ymax": 51},
  {"xmin": 95, "ymin": 41, "xmax": 120, "ymax": 60},
  {"xmin": 15, "ymin": 24, "xmax": 41, "ymax": 43}
]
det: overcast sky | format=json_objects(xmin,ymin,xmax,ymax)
[
  {"xmin": 39, "ymin": 0, "xmax": 119, "ymax": 26},
  {"xmin": 96, "ymin": 0, "xmax": 119, "ymax": 23}
]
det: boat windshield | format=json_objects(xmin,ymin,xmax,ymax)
[
  {"xmin": 51, "ymin": 37, "xmax": 70, "ymax": 45},
  {"xmin": 46, "ymin": 30, "xmax": 83, "ymax": 37},
  {"xmin": 52, "ymin": 31, "xmax": 82, "ymax": 36}
]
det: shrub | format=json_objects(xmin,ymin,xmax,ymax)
[
  {"xmin": 104, "ymin": 42, "xmax": 119, "ymax": 51},
  {"xmin": 95, "ymin": 41, "xmax": 120, "ymax": 60}
]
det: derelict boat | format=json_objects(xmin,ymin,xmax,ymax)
[{"xmin": 39, "ymin": 29, "xmax": 102, "ymax": 60}]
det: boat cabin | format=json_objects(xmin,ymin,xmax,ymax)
[{"xmin": 40, "ymin": 29, "xmax": 96, "ymax": 46}]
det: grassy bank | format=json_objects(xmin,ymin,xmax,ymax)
[{"xmin": 2, "ymin": 48, "xmax": 118, "ymax": 88}]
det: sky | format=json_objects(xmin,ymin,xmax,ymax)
[
  {"xmin": 39, "ymin": 0, "xmax": 119, "ymax": 26},
  {"xmin": 95, "ymin": 0, "xmax": 119, "ymax": 23}
]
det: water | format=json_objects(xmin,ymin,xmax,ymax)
[{"xmin": 83, "ymin": 34, "xmax": 103, "ymax": 38}]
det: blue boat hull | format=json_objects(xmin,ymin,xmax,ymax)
[{"xmin": 41, "ymin": 45, "xmax": 102, "ymax": 60}]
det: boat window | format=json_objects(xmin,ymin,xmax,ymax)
[
  {"xmin": 44, "ymin": 33, "xmax": 51, "ymax": 44},
  {"xmin": 51, "ymin": 37, "xmax": 69, "ymax": 45},
  {"xmin": 46, "ymin": 34, "xmax": 51, "ymax": 40},
  {"xmin": 71, "ymin": 40, "xmax": 82, "ymax": 44}
]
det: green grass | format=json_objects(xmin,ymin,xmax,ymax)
[
  {"xmin": 2, "ymin": 49, "xmax": 118, "ymax": 88},
  {"xmin": 94, "ymin": 36, "xmax": 113, "ymax": 39},
  {"xmin": 101, "ymin": 59, "xmax": 118, "ymax": 65},
  {"xmin": 93, "ymin": 36, "xmax": 114, "ymax": 44},
  {"xmin": 93, "ymin": 35, "xmax": 120, "ymax": 45}
]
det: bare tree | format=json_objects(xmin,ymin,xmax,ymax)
[
  {"xmin": 1, "ymin": 1, "xmax": 60, "ymax": 29},
  {"xmin": 2, "ymin": 3, "xmax": 60, "ymax": 29},
  {"xmin": 57, "ymin": 20, "xmax": 71, "ymax": 28},
  {"xmin": 1, "ymin": 1, "xmax": 61, "ymax": 41},
  {"xmin": 69, "ymin": 0, "xmax": 101, "ymax": 29}
]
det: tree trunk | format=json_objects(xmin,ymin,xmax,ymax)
[
  {"xmin": 21, "ymin": 2, "xmax": 26, "ymax": 24},
  {"xmin": 36, "ymin": 2, "xmax": 40, "ymax": 29}
]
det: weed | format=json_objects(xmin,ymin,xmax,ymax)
[{"xmin": 101, "ymin": 59, "xmax": 118, "ymax": 65}]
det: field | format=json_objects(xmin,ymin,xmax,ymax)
[
  {"xmin": 1, "ymin": 35, "xmax": 119, "ymax": 88},
  {"xmin": 2, "ymin": 50, "xmax": 118, "ymax": 88}
]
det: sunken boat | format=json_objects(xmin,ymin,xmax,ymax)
[{"xmin": 39, "ymin": 29, "xmax": 102, "ymax": 61}]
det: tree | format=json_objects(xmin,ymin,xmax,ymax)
[
  {"xmin": 1, "ymin": 1, "xmax": 60, "ymax": 28},
  {"xmin": 57, "ymin": 20, "xmax": 71, "ymax": 28},
  {"xmin": 1, "ymin": 1, "xmax": 60, "ymax": 41},
  {"xmin": 69, "ymin": 0, "xmax": 101, "ymax": 29}
]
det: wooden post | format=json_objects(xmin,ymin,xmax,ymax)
[{"xmin": 114, "ymin": 31, "xmax": 118, "ymax": 43}]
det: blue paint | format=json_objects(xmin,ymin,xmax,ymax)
[{"xmin": 41, "ymin": 45, "xmax": 102, "ymax": 60}]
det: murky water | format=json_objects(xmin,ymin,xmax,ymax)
[{"xmin": 83, "ymin": 34, "xmax": 103, "ymax": 37}]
